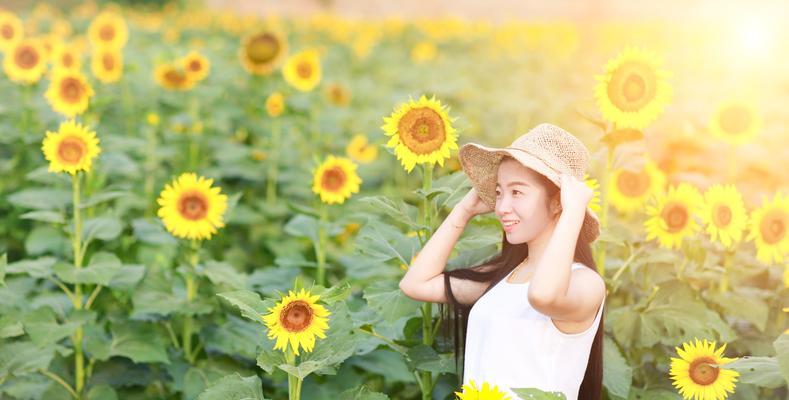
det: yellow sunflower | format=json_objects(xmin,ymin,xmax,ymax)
[
  {"xmin": 282, "ymin": 49, "xmax": 322, "ymax": 92},
  {"xmin": 50, "ymin": 43, "xmax": 82, "ymax": 71},
  {"xmin": 3, "ymin": 39, "xmax": 48, "ymax": 84},
  {"xmin": 91, "ymin": 47, "xmax": 123, "ymax": 83},
  {"xmin": 745, "ymin": 192, "xmax": 788, "ymax": 265},
  {"xmin": 346, "ymin": 134, "xmax": 379, "ymax": 164},
  {"xmin": 708, "ymin": 99, "xmax": 762, "ymax": 145},
  {"xmin": 87, "ymin": 11, "xmax": 128, "ymax": 49},
  {"xmin": 154, "ymin": 62, "xmax": 196, "ymax": 91},
  {"xmin": 238, "ymin": 30, "xmax": 288, "ymax": 75},
  {"xmin": 45, "ymin": 69, "xmax": 94, "ymax": 117},
  {"xmin": 594, "ymin": 46, "xmax": 672, "ymax": 129},
  {"xmin": 584, "ymin": 173, "xmax": 602, "ymax": 213},
  {"xmin": 181, "ymin": 50, "xmax": 210, "ymax": 82},
  {"xmin": 411, "ymin": 40, "xmax": 437, "ymax": 64},
  {"xmin": 381, "ymin": 94, "xmax": 459, "ymax": 173},
  {"xmin": 645, "ymin": 183, "xmax": 703, "ymax": 250},
  {"xmin": 609, "ymin": 159, "xmax": 666, "ymax": 215},
  {"xmin": 265, "ymin": 91, "xmax": 285, "ymax": 117},
  {"xmin": 454, "ymin": 380, "xmax": 512, "ymax": 400},
  {"xmin": 325, "ymin": 83, "xmax": 350, "ymax": 106},
  {"xmin": 261, "ymin": 288, "xmax": 330, "ymax": 356},
  {"xmin": 157, "ymin": 172, "xmax": 228, "ymax": 241},
  {"xmin": 0, "ymin": 10, "xmax": 24, "ymax": 52},
  {"xmin": 41, "ymin": 119, "xmax": 101, "ymax": 175},
  {"xmin": 312, "ymin": 155, "xmax": 362, "ymax": 205},
  {"xmin": 699, "ymin": 184, "xmax": 748, "ymax": 249},
  {"xmin": 669, "ymin": 338, "xmax": 739, "ymax": 400}
]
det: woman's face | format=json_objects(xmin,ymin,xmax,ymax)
[{"xmin": 494, "ymin": 158, "xmax": 559, "ymax": 244}]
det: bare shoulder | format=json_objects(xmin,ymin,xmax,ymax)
[{"xmin": 572, "ymin": 264, "xmax": 606, "ymax": 300}]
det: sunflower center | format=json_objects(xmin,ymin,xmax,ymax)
[
  {"xmin": 247, "ymin": 33, "xmax": 279, "ymax": 64},
  {"xmin": 661, "ymin": 202, "xmax": 688, "ymax": 233},
  {"xmin": 188, "ymin": 59, "xmax": 202, "ymax": 72},
  {"xmin": 57, "ymin": 137, "xmax": 87, "ymax": 164},
  {"xmin": 713, "ymin": 204, "xmax": 732, "ymax": 227},
  {"xmin": 99, "ymin": 24, "xmax": 116, "ymax": 42},
  {"xmin": 177, "ymin": 191, "xmax": 209, "ymax": 220},
  {"xmin": 1, "ymin": 24, "xmax": 14, "ymax": 40},
  {"xmin": 718, "ymin": 105, "xmax": 751, "ymax": 136},
  {"xmin": 760, "ymin": 209, "xmax": 786, "ymax": 245},
  {"xmin": 62, "ymin": 53, "xmax": 74, "ymax": 68},
  {"xmin": 398, "ymin": 107, "xmax": 446, "ymax": 155},
  {"xmin": 608, "ymin": 62, "xmax": 657, "ymax": 111},
  {"xmin": 165, "ymin": 69, "xmax": 187, "ymax": 85},
  {"xmin": 280, "ymin": 300, "xmax": 313, "ymax": 332},
  {"xmin": 623, "ymin": 74, "xmax": 646, "ymax": 102},
  {"xmin": 101, "ymin": 53, "xmax": 115, "ymax": 70},
  {"xmin": 14, "ymin": 45, "xmax": 39, "ymax": 69},
  {"xmin": 296, "ymin": 61, "xmax": 312, "ymax": 79},
  {"xmin": 321, "ymin": 166, "xmax": 347, "ymax": 192},
  {"xmin": 60, "ymin": 77, "xmax": 84, "ymax": 103},
  {"xmin": 688, "ymin": 357, "xmax": 720, "ymax": 386},
  {"xmin": 616, "ymin": 170, "xmax": 650, "ymax": 198}
]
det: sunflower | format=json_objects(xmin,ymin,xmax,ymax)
[
  {"xmin": 594, "ymin": 46, "xmax": 672, "ymax": 129},
  {"xmin": 745, "ymin": 192, "xmax": 788, "ymax": 265},
  {"xmin": 50, "ymin": 43, "xmax": 82, "ymax": 71},
  {"xmin": 157, "ymin": 173, "xmax": 228, "ymax": 241},
  {"xmin": 382, "ymin": 94, "xmax": 459, "ymax": 173},
  {"xmin": 669, "ymin": 338, "xmax": 739, "ymax": 400},
  {"xmin": 238, "ymin": 30, "xmax": 287, "ymax": 75},
  {"xmin": 609, "ymin": 159, "xmax": 666, "ymax": 215},
  {"xmin": 181, "ymin": 50, "xmax": 210, "ymax": 82},
  {"xmin": 699, "ymin": 184, "xmax": 748, "ymax": 249},
  {"xmin": 261, "ymin": 288, "xmax": 330, "ymax": 356},
  {"xmin": 346, "ymin": 134, "xmax": 378, "ymax": 164},
  {"xmin": 584, "ymin": 173, "xmax": 602, "ymax": 213},
  {"xmin": 0, "ymin": 10, "xmax": 24, "ymax": 52},
  {"xmin": 87, "ymin": 11, "xmax": 128, "ymax": 49},
  {"xmin": 41, "ymin": 119, "xmax": 101, "ymax": 175},
  {"xmin": 265, "ymin": 91, "xmax": 285, "ymax": 117},
  {"xmin": 3, "ymin": 39, "xmax": 48, "ymax": 84},
  {"xmin": 454, "ymin": 380, "xmax": 512, "ymax": 400},
  {"xmin": 91, "ymin": 47, "xmax": 123, "ymax": 83},
  {"xmin": 312, "ymin": 155, "xmax": 362, "ymax": 205},
  {"xmin": 45, "ymin": 69, "xmax": 94, "ymax": 117},
  {"xmin": 325, "ymin": 83, "xmax": 350, "ymax": 106},
  {"xmin": 411, "ymin": 40, "xmax": 437, "ymax": 63},
  {"xmin": 644, "ymin": 183, "xmax": 703, "ymax": 250},
  {"xmin": 154, "ymin": 62, "xmax": 195, "ymax": 91},
  {"xmin": 708, "ymin": 99, "xmax": 762, "ymax": 145},
  {"xmin": 282, "ymin": 49, "xmax": 322, "ymax": 92}
]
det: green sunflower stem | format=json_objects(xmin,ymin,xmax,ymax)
[
  {"xmin": 144, "ymin": 122, "xmax": 159, "ymax": 218},
  {"xmin": 183, "ymin": 240, "xmax": 200, "ymax": 364},
  {"xmin": 266, "ymin": 118, "xmax": 281, "ymax": 206},
  {"xmin": 284, "ymin": 349, "xmax": 303, "ymax": 400},
  {"xmin": 419, "ymin": 163, "xmax": 434, "ymax": 400},
  {"xmin": 315, "ymin": 203, "xmax": 328, "ymax": 286},
  {"xmin": 594, "ymin": 148, "xmax": 613, "ymax": 277},
  {"xmin": 71, "ymin": 173, "xmax": 86, "ymax": 397},
  {"xmin": 719, "ymin": 249, "xmax": 733, "ymax": 293}
]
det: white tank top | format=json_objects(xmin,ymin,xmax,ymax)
[{"xmin": 462, "ymin": 262, "xmax": 605, "ymax": 400}]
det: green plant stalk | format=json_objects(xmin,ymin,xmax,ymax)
[
  {"xmin": 719, "ymin": 249, "xmax": 733, "ymax": 293},
  {"xmin": 144, "ymin": 124, "xmax": 159, "ymax": 218},
  {"xmin": 594, "ymin": 149, "xmax": 613, "ymax": 277},
  {"xmin": 266, "ymin": 118, "xmax": 281, "ymax": 206},
  {"xmin": 71, "ymin": 173, "xmax": 85, "ymax": 396},
  {"xmin": 183, "ymin": 240, "xmax": 200, "ymax": 363},
  {"xmin": 284, "ymin": 348, "xmax": 303, "ymax": 400},
  {"xmin": 315, "ymin": 203, "xmax": 328, "ymax": 286},
  {"xmin": 419, "ymin": 163, "xmax": 434, "ymax": 400}
]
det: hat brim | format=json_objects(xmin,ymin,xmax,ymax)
[{"xmin": 458, "ymin": 142, "xmax": 601, "ymax": 243}]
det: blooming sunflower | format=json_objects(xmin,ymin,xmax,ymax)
[
  {"xmin": 91, "ymin": 47, "xmax": 123, "ymax": 83},
  {"xmin": 157, "ymin": 173, "xmax": 228, "ymax": 241},
  {"xmin": 0, "ymin": 10, "xmax": 24, "ymax": 52},
  {"xmin": 181, "ymin": 50, "xmax": 209, "ymax": 82},
  {"xmin": 50, "ymin": 43, "xmax": 82, "ymax": 71},
  {"xmin": 644, "ymin": 183, "xmax": 703, "ymax": 250},
  {"xmin": 45, "ymin": 69, "xmax": 94, "ymax": 117},
  {"xmin": 312, "ymin": 155, "xmax": 362, "ymax": 205},
  {"xmin": 411, "ymin": 40, "xmax": 437, "ymax": 64},
  {"xmin": 154, "ymin": 62, "xmax": 195, "ymax": 91},
  {"xmin": 346, "ymin": 134, "xmax": 378, "ymax": 164},
  {"xmin": 745, "ymin": 192, "xmax": 788, "ymax": 265},
  {"xmin": 282, "ymin": 49, "xmax": 322, "ymax": 92},
  {"xmin": 669, "ymin": 338, "xmax": 739, "ymax": 400},
  {"xmin": 238, "ymin": 30, "xmax": 288, "ymax": 75},
  {"xmin": 594, "ymin": 46, "xmax": 672, "ymax": 129},
  {"xmin": 325, "ymin": 83, "xmax": 350, "ymax": 106},
  {"xmin": 708, "ymin": 99, "xmax": 762, "ymax": 145},
  {"xmin": 454, "ymin": 380, "xmax": 512, "ymax": 400},
  {"xmin": 265, "ymin": 91, "xmax": 285, "ymax": 117},
  {"xmin": 584, "ymin": 173, "xmax": 602, "ymax": 213},
  {"xmin": 609, "ymin": 159, "xmax": 666, "ymax": 215},
  {"xmin": 699, "ymin": 184, "xmax": 748, "ymax": 249},
  {"xmin": 87, "ymin": 11, "xmax": 128, "ymax": 49},
  {"xmin": 41, "ymin": 119, "xmax": 101, "ymax": 175},
  {"xmin": 261, "ymin": 288, "xmax": 330, "ymax": 356},
  {"xmin": 3, "ymin": 39, "xmax": 48, "ymax": 84},
  {"xmin": 381, "ymin": 94, "xmax": 459, "ymax": 173}
]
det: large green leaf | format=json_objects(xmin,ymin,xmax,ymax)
[
  {"xmin": 202, "ymin": 261, "xmax": 247, "ymax": 290},
  {"xmin": 196, "ymin": 373, "xmax": 267, "ymax": 400},
  {"xmin": 337, "ymin": 385, "xmax": 390, "ymax": 400},
  {"xmin": 0, "ymin": 341, "xmax": 56, "ymax": 377},
  {"xmin": 54, "ymin": 252, "xmax": 122, "ymax": 286},
  {"xmin": 217, "ymin": 290, "xmax": 272, "ymax": 325},
  {"xmin": 353, "ymin": 219, "xmax": 420, "ymax": 266},
  {"xmin": 19, "ymin": 210, "xmax": 65, "ymax": 224},
  {"xmin": 7, "ymin": 188, "xmax": 71, "ymax": 210},
  {"xmin": 131, "ymin": 218, "xmax": 177, "ymax": 245},
  {"xmin": 602, "ymin": 335, "xmax": 632, "ymax": 399},
  {"xmin": 22, "ymin": 307, "xmax": 93, "ymax": 346},
  {"xmin": 773, "ymin": 334, "xmax": 789, "ymax": 385},
  {"xmin": 81, "ymin": 216, "xmax": 124, "ymax": 242},
  {"xmin": 363, "ymin": 280, "xmax": 420, "ymax": 324},
  {"xmin": 357, "ymin": 196, "xmax": 421, "ymax": 231},
  {"xmin": 85, "ymin": 321, "xmax": 170, "ymax": 364},
  {"xmin": 406, "ymin": 345, "xmax": 456, "ymax": 374},
  {"xmin": 727, "ymin": 356, "xmax": 785, "ymax": 388},
  {"xmin": 704, "ymin": 289, "xmax": 769, "ymax": 332},
  {"xmin": 283, "ymin": 214, "xmax": 319, "ymax": 243},
  {"xmin": 5, "ymin": 257, "xmax": 56, "ymax": 279}
]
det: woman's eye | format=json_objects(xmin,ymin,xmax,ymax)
[{"xmin": 512, "ymin": 190, "xmax": 522, "ymax": 195}]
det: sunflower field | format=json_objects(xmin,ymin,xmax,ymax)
[{"xmin": 0, "ymin": 2, "xmax": 787, "ymax": 400}]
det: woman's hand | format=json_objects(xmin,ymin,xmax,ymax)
[
  {"xmin": 558, "ymin": 173, "xmax": 593, "ymax": 215},
  {"xmin": 456, "ymin": 187, "xmax": 494, "ymax": 218}
]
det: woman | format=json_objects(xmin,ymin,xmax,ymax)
[{"xmin": 399, "ymin": 123, "xmax": 606, "ymax": 400}]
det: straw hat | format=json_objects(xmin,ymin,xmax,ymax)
[{"xmin": 458, "ymin": 123, "xmax": 601, "ymax": 243}]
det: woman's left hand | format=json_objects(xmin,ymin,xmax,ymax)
[{"xmin": 558, "ymin": 173, "xmax": 593, "ymax": 215}]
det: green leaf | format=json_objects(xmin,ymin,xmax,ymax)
[
  {"xmin": 86, "ymin": 322, "xmax": 170, "ymax": 364},
  {"xmin": 310, "ymin": 281, "xmax": 352, "ymax": 305},
  {"xmin": 202, "ymin": 261, "xmax": 247, "ymax": 290},
  {"xmin": 217, "ymin": 290, "xmax": 271, "ymax": 324},
  {"xmin": 0, "ymin": 253, "xmax": 6, "ymax": 286},
  {"xmin": 80, "ymin": 190, "xmax": 128, "ymax": 209},
  {"xmin": 256, "ymin": 347, "xmax": 287, "ymax": 375},
  {"xmin": 338, "ymin": 385, "xmax": 390, "ymax": 400},
  {"xmin": 5, "ymin": 257, "xmax": 56, "ymax": 279},
  {"xmin": 53, "ymin": 252, "xmax": 122, "ymax": 286},
  {"xmin": 0, "ymin": 313, "xmax": 24, "ymax": 338},
  {"xmin": 357, "ymin": 196, "xmax": 421, "ymax": 230},
  {"xmin": 107, "ymin": 264, "xmax": 145, "ymax": 290},
  {"xmin": 0, "ymin": 341, "xmax": 56, "ymax": 377},
  {"xmin": 705, "ymin": 290, "xmax": 769, "ymax": 332},
  {"xmin": 19, "ymin": 210, "xmax": 65, "ymax": 224},
  {"xmin": 86, "ymin": 384, "xmax": 118, "ymax": 400},
  {"xmin": 283, "ymin": 214, "xmax": 319, "ymax": 243},
  {"xmin": 773, "ymin": 334, "xmax": 789, "ymax": 385},
  {"xmin": 406, "ymin": 345, "xmax": 456, "ymax": 374},
  {"xmin": 25, "ymin": 226, "xmax": 69, "ymax": 256},
  {"xmin": 204, "ymin": 315, "xmax": 266, "ymax": 360},
  {"xmin": 131, "ymin": 218, "xmax": 177, "ymax": 245},
  {"xmin": 196, "ymin": 373, "xmax": 267, "ymax": 400},
  {"xmin": 22, "ymin": 307, "xmax": 87, "ymax": 346},
  {"xmin": 511, "ymin": 388, "xmax": 567, "ymax": 399},
  {"xmin": 7, "ymin": 188, "xmax": 71, "ymax": 210},
  {"xmin": 363, "ymin": 280, "xmax": 420, "ymax": 324},
  {"xmin": 727, "ymin": 356, "xmax": 786, "ymax": 388},
  {"xmin": 354, "ymin": 219, "xmax": 420, "ymax": 266},
  {"xmin": 602, "ymin": 335, "xmax": 632, "ymax": 399},
  {"xmin": 81, "ymin": 216, "xmax": 123, "ymax": 242}
]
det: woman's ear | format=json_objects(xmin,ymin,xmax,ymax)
[{"xmin": 550, "ymin": 197, "xmax": 562, "ymax": 217}]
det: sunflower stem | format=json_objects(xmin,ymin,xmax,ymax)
[
  {"xmin": 284, "ymin": 348, "xmax": 303, "ymax": 400},
  {"xmin": 719, "ymin": 249, "xmax": 733, "ymax": 293},
  {"xmin": 315, "ymin": 202, "xmax": 328, "ymax": 286},
  {"xmin": 183, "ymin": 240, "xmax": 200, "ymax": 364},
  {"xmin": 594, "ymin": 147, "xmax": 613, "ymax": 276},
  {"xmin": 266, "ymin": 118, "xmax": 281, "ymax": 206},
  {"xmin": 419, "ymin": 163, "xmax": 434, "ymax": 400},
  {"xmin": 144, "ymin": 122, "xmax": 159, "ymax": 218},
  {"xmin": 70, "ymin": 173, "xmax": 85, "ymax": 397}
]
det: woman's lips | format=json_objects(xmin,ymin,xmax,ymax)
[{"xmin": 502, "ymin": 221, "xmax": 520, "ymax": 232}]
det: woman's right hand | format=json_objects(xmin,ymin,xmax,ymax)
[{"xmin": 456, "ymin": 187, "xmax": 494, "ymax": 218}]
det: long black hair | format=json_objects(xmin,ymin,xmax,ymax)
[{"xmin": 439, "ymin": 158, "xmax": 604, "ymax": 400}]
